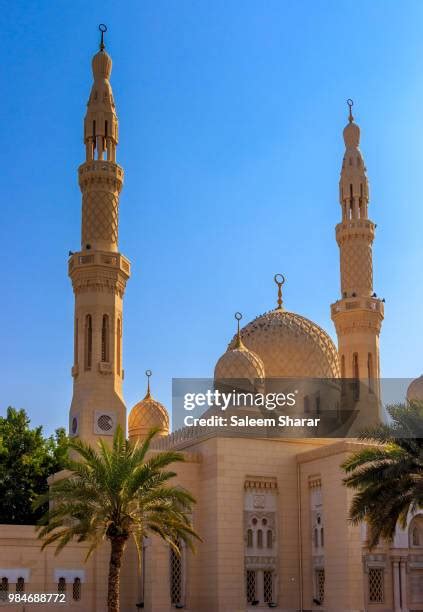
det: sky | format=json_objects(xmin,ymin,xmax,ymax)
[{"xmin": 1, "ymin": 0, "xmax": 423, "ymax": 435}]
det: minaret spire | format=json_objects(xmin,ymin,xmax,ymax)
[
  {"xmin": 331, "ymin": 101, "xmax": 384, "ymax": 396},
  {"xmin": 68, "ymin": 27, "xmax": 131, "ymax": 444}
]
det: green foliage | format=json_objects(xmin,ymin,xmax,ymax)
[
  {"xmin": 34, "ymin": 426, "xmax": 200, "ymax": 612},
  {"xmin": 342, "ymin": 402, "xmax": 423, "ymax": 548},
  {"xmin": 0, "ymin": 407, "xmax": 68, "ymax": 525}
]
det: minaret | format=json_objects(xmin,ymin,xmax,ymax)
[
  {"xmin": 331, "ymin": 100, "xmax": 384, "ymax": 394},
  {"xmin": 68, "ymin": 26, "xmax": 130, "ymax": 443}
]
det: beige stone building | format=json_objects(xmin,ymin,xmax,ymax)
[{"xmin": 0, "ymin": 33, "xmax": 422, "ymax": 612}]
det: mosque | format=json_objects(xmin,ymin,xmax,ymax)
[{"xmin": 0, "ymin": 30, "xmax": 422, "ymax": 612}]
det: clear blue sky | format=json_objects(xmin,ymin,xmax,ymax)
[{"xmin": 1, "ymin": 0, "xmax": 423, "ymax": 435}]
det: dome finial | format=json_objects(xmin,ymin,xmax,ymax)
[
  {"xmin": 145, "ymin": 369, "xmax": 152, "ymax": 399},
  {"xmin": 99, "ymin": 23, "xmax": 107, "ymax": 51},
  {"xmin": 274, "ymin": 274, "xmax": 285, "ymax": 310},
  {"xmin": 234, "ymin": 312, "xmax": 243, "ymax": 348},
  {"xmin": 347, "ymin": 98, "xmax": 354, "ymax": 123}
]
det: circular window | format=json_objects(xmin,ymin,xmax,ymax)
[
  {"xmin": 97, "ymin": 414, "xmax": 113, "ymax": 431},
  {"xmin": 71, "ymin": 417, "xmax": 78, "ymax": 434}
]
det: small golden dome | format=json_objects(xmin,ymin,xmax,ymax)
[
  {"xmin": 343, "ymin": 99, "xmax": 360, "ymax": 148},
  {"xmin": 92, "ymin": 50, "xmax": 112, "ymax": 80},
  {"xmin": 128, "ymin": 371, "xmax": 170, "ymax": 442},
  {"xmin": 407, "ymin": 375, "xmax": 423, "ymax": 403},
  {"xmin": 215, "ymin": 313, "xmax": 265, "ymax": 389},
  {"xmin": 227, "ymin": 277, "xmax": 340, "ymax": 379}
]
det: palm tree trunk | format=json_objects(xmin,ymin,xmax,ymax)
[{"xmin": 107, "ymin": 535, "xmax": 128, "ymax": 612}]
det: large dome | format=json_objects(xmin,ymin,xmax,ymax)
[{"xmin": 229, "ymin": 308, "xmax": 340, "ymax": 378}]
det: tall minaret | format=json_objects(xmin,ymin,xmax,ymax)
[
  {"xmin": 68, "ymin": 26, "xmax": 130, "ymax": 443},
  {"xmin": 331, "ymin": 100, "xmax": 383, "ymax": 393}
]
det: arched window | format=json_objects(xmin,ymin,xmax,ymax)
[
  {"xmin": 314, "ymin": 528, "xmax": 319, "ymax": 549},
  {"xmin": 320, "ymin": 527, "xmax": 324, "ymax": 548},
  {"xmin": 16, "ymin": 577, "xmax": 25, "ymax": 593},
  {"xmin": 267, "ymin": 529, "xmax": 273, "ymax": 549},
  {"xmin": 367, "ymin": 353, "xmax": 374, "ymax": 392},
  {"xmin": 0, "ymin": 577, "xmax": 8, "ymax": 601},
  {"xmin": 84, "ymin": 315, "xmax": 92, "ymax": 370},
  {"xmin": 247, "ymin": 529, "xmax": 253, "ymax": 548},
  {"xmin": 101, "ymin": 315, "xmax": 109, "ymax": 362},
  {"xmin": 72, "ymin": 577, "xmax": 81, "ymax": 601},
  {"xmin": 74, "ymin": 318, "xmax": 79, "ymax": 365},
  {"xmin": 58, "ymin": 577, "xmax": 66, "ymax": 594},
  {"xmin": 410, "ymin": 516, "xmax": 423, "ymax": 547},
  {"xmin": 116, "ymin": 319, "xmax": 121, "ymax": 376},
  {"xmin": 353, "ymin": 353, "xmax": 360, "ymax": 400},
  {"xmin": 304, "ymin": 396, "xmax": 310, "ymax": 413},
  {"xmin": 341, "ymin": 354, "xmax": 346, "ymax": 395},
  {"xmin": 257, "ymin": 529, "xmax": 263, "ymax": 548}
]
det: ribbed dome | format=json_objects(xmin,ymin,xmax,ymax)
[
  {"xmin": 229, "ymin": 308, "xmax": 340, "ymax": 379},
  {"xmin": 92, "ymin": 49, "xmax": 112, "ymax": 80},
  {"xmin": 214, "ymin": 342, "xmax": 265, "ymax": 387},
  {"xmin": 407, "ymin": 375, "xmax": 423, "ymax": 403},
  {"xmin": 128, "ymin": 389, "xmax": 170, "ymax": 442}
]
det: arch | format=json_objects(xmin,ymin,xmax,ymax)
[
  {"xmin": 116, "ymin": 318, "xmax": 121, "ymax": 376},
  {"xmin": 84, "ymin": 315, "xmax": 92, "ymax": 370},
  {"xmin": 74, "ymin": 318, "xmax": 79, "ymax": 365},
  {"xmin": 367, "ymin": 353, "xmax": 374, "ymax": 393},
  {"xmin": 257, "ymin": 529, "xmax": 263, "ymax": 548},
  {"xmin": 58, "ymin": 577, "xmax": 66, "ymax": 594},
  {"xmin": 247, "ymin": 529, "xmax": 253, "ymax": 548},
  {"xmin": 16, "ymin": 577, "xmax": 25, "ymax": 593},
  {"xmin": 101, "ymin": 315, "xmax": 110, "ymax": 362},
  {"xmin": 353, "ymin": 352, "xmax": 360, "ymax": 400},
  {"xmin": 409, "ymin": 515, "xmax": 423, "ymax": 547},
  {"xmin": 267, "ymin": 529, "xmax": 273, "ymax": 549}
]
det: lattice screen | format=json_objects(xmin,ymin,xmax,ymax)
[
  {"xmin": 246, "ymin": 570, "xmax": 256, "ymax": 603},
  {"xmin": 72, "ymin": 578, "xmax": 81, "ymax": 601},
  {"xmin": 170, "ymin": 548, "xmax": 183, "ymax": 605},
  {"xmin": 263, "ymin": 570, "xmax": 273, "ymax": 603},
  {"xmin": 0, "ymin": 578, "xmax": 8, "ymax": 601},
  {"xmin": 368, "ymin": 568, "xmax": 384, "ymax": 603},
  {"xmin": 16, "ymin": 577, "xmax": 25, "ymax": 593},
  {"xmin": 315, "ymin": 568, "xmax": 325, "ymax": 604}
]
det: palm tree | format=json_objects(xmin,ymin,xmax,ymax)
[
  {"xmin": 342, "ymin": 402, "xmax": 423, "ymax": 548},
  {"xmin": 34, "ymin": 426, "xmax": 200, "ymax": 612}
]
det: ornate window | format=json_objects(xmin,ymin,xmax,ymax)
[
  {"xmin": 353, "ymin": 352, "xmax": 360, "ymax": 400},
  {"xmin": 263, "ymin": 570, "xmax": 273, "ymax": 603},
  {"xmin": 0, "ymin": 577, "xmax": 8, "ymax": 601},
  {"xmin": 84, "ymin": 315, "xmax": 92, "ymax": 370},
  {"xmin": 314, "ymin": 527, "xmax": 319, "ymax": 549},
  {"xmin": 247, "ymin": 529, "xmax": 253, "ymax": 548},
  {"xmin": 101, "ymin": 315, "xmax": 109, "ymax": 362},
  {"xmin": 58, "ymin": 577, "xmax": 66, "ymax": 594},
  {"xmin": 72, "ymin": 577, "xmax": 81, "ymax": 601},
  {"xmin": 170, "ymin": 544, "xmax": 184, "ymax": 606},
  {"xmin": 368, "ymin": 568, "xmax": 384, "ymax": 603},
  {"xmin": 315, "ymin": 569, "xmax": 325, "ymax": 604},
  {"xmin": 16, "ymin": 577, "xmax": 25, "ymax": 593},
  {"xmin": 246, "ymin": 570, "xmax": 256, "ymax": 603}
]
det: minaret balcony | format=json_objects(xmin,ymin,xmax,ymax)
[
  {"xmin": 331, "ymin": 297, "xmax": 384, "ymax": 318},
  {"xmin": 336, "ymin": 219, "xmax": 375, "ymax": 240},
  {"xmin": 78, "ymin": 160, "xmax": 124, "ymax": 191},
  {"xmin": 68, "ymin": 250, "xmax": 131, "ymax": 279}
]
